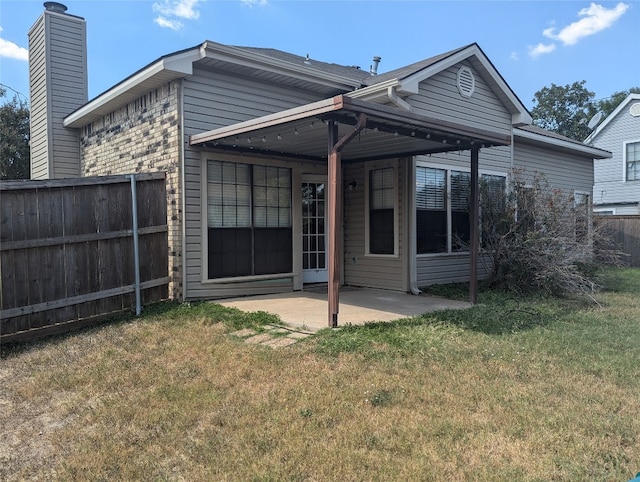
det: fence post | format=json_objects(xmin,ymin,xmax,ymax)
[{"xmin": 129, "ymin": 174, "xmax": 142, "ymax": 316}]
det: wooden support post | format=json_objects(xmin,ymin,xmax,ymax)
[
  {"xmin": 326, "ymin": 114, "xmax": 366, "ymax": 327},
  {"xmin": 469, "ymin": 146, "xmax": 480, "ymax": 305},
  {"xmin": 327, "ymin": 121, "xmax": 340, "ymax": 327}
]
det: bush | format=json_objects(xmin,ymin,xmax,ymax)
[{"xmin": 478, "ymin": 169, "xmax": 623, "ymax": 297}]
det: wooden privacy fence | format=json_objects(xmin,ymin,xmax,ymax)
[
  {"xmin": 595, "ymin": 215, "xmax": 640, "ymax": 268},
  {"xmin": 1, "ymin": 172, "xmax": 169, "ymax": 343}
]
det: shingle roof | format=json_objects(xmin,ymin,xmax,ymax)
[
  {"xmin": 515, "ymin": 124, "xmax": 589, "ymax": 146},
  {"xmin": 232, "ymin": 46, "xmax": 373, "ymax": 83},
  {"xmin": 362, "ymin": 45, "xmax": 472, "ymax": 86},
  {"xmin": 233, "ymin": 44, "xmax": 475, "ymax": 88}
]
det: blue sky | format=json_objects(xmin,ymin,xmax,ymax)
[{"xmin": 1, "ymin": 0, "xmax": 638, "ymax": 110}]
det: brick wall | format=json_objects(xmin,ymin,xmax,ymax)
[{"xmin": 81, "ymin": 81, "xmax": 183, "ymax": 299}]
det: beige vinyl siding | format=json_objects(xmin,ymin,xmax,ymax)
[
  {"xmin": 28, "ymin": 10, "xmax": 87, "ymax": 179},
  {"xmin": 513, "ymin": 142, "xmax": 594, "ymax": 194},
  {"xmin": 408, "ymin": 62, "xmax": 512, "ymax": 137},
  {"xmin": 417, "ymin": 253, "xmax": 492, "ymax": 286},
  {"xmin": 182, "ymin": 69, "xmax": 327, "ymax": 299},
  {"xmin": 343, "ymin": 160, "xmax": 406, "ymax": 291},
  {"xmin": 28, "ymin": 15, "xmax": 49, "ymax": 179},
  {"xmin": 415, "ymin": 144, "xmax": 512, "ymax": 174}
]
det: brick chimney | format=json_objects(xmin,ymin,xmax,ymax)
[{"xmin": 28, "ymin": 2, "xmax": 87, "ymax": 179}]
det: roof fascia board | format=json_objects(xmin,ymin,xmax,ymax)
[
  {"xmin": 515, "ymin": 128, "xmax": 611, "ymax": 159},
  {"xmin": 346, "ymin": 79, "xmax": 401, "ymax": 100},
  {"xmin": 202, "ymin": 41, "xmax": 363, "ymax": 91},
  {"xmin": 64, "ymin": 48, "xmax": 202, "ymax": 127},
  {"xmin": 585, "ymin": 93, "xmax": 640, "ymax": 143}
]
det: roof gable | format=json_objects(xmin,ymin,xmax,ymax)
[
  {"xmin": 584, "ymin": 93, "xmax": 640, "ymax": 143},
  {"xmin": 354, "ymin": 43, "xmax": 531, "ymax": 126}
]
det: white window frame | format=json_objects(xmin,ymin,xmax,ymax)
[
  {"xmin": 573, "ymin": 190, "xmax": 592, "ymax": 243},
  {"xmin": 364, "ymin": 160, "xmax": 399, "ymax": 257},
  {"xmin": 594, "ymin": 208, "xmax": 616, "ymax": 215},
  {"xmin": 415, "ymin": 160, "xmax": 507, "ymax": 257},
  {"xmin": 200, "ymin": 155, "xmax": 296, "ymax": 284},
  {"xmin": 623, "ymin": 139, "xmax": 640, "ymax": 182}
]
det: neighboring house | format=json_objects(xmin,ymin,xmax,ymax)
[
  {"xmin": 28, "ymin": 3, "xmax": 610, "ymax": 324},
  {"xmin": 585, "ymin": 94, "xmax": 640, "ymax": 215}
]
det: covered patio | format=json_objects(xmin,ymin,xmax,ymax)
[
  {"xmin": 191, "ymin": 95, "xmax": 510, "ymax": 327},
  {"xmin": 217, "ymin": 286, "xmax": 470, "ymax": 332}
]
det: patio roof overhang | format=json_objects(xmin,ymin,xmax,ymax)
[
  {"xmin": 190, "ymin": 95, "xmax": 511, "ymax": 328},
  {"xmin": 189, "ymin": 95, "xmax": 511, "ymax": 161}
]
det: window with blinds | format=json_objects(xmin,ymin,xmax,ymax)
[
  {"xmin": 207, "ymin": 160, "xmax": 292, "ymax": 279},
  {"xmin": 369, "ymin": 167, "xmax": 395, "ymax": 254},
  {"xmin": 416, "ymin": 165, "xmax": 505, "ymax": 254},
  {"xmin": 450, "ymin": 171, "xmax": 471, "ymax": 251},
  {"xmin": 416, "ymin": 167, "xmax": 447, "ymax": 253}
]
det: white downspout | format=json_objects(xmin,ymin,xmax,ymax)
[
  {"xmin": 387, "ymin": 86, "xmax": 414, "ymax": 112},
  {"xmin": 408, "ymin": 156, "xmax": 422, "ymax": 295},
  {"xmin": 179, "ymin": 78, "xmax": 187, "ymax": 301}
]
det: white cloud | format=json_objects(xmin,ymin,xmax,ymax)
[
  {"xmin": 528, "ymin": 42, "xmax": 557, "ymax": 58},
  {"xmin": 0, "ymin": 27, "xmax": 28, "ymax": 61},
  {"xmin": 154, "ymin": 16, "xmax": 184, "ymax": 31},
  {"xmin": 509, "ymin": 51, "xmax": 519, "ymax": 61},
  {"xmin": 543, "ymin": 2, "xmax": 629, "ymax": 46},
  {"xmin": 240, "ymin": 0, "xmax": 268, "ymax": 6},
  {"xmin": 153, "ymin": 0, "xmax": 200, "ymax": 30},
  {"xmin": 153, "ymin": 0, "xmax": 201, "ymax": 19}
]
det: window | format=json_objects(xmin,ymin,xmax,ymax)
[
  {"xmin": 207, "ymin": 160, "xmax": 292, "ymax": 279},
  {"xmin": 574, "ymin": 192, "xmax": 590, "ymax": 243},
  {"xmin": 416, "ymin": 167, "xmax": 447, "ymax": 253},
  {"xmin": 626, "ymin": 141, "xmax": 640, "ymax": 181},
  {"xmin": 450, "ymin": 171, "xmax": 471, "ymax": 251},
  {"xmin": 479, "ymin": 174, "xmax": 507, "ymax": 248},
  {"xmin": 416, "ymin": 165, "xmax": 505, "ymax": 254},
  {"xmin": 369, "ymin": 167, "xmax": 395, "ymax": 254}
]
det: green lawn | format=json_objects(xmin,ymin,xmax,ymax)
[{"xmin": 1, "ymin": 268, "xmax": 639, "ymax": 481}]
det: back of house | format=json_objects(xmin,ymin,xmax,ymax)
[{"xmin": 27, "ymin": 2, "xmax": 611, "ymax": 308}]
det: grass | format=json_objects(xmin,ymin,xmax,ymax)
[{"xmin": 1, "ymin": 268, "xmax": 639, "ymax": 481}]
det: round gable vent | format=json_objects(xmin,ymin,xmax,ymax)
[
  {"xmin": 456, "ymin": 66, "xmax": 475, "ymax": 98},
  {"xmin": 630, "ymin": 103, "xmax": 640, "ymax": 117}
]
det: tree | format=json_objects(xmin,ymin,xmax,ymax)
[
  {"xmin": 0, "ymin": 88, "xmax": 30, "ymax": 180},
  {"xmin": 595, "ymin": 87, "xmax": 640, "ymax": 118},
  {"xmin": 531, "ymin": 81, "xmax": 597, "ymax": 141}
]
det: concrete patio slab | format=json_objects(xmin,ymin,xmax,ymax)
[{"xmin": 217, "ymin": 286, "xmax": 470, "ymax": 332}]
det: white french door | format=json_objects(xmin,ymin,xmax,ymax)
[{"xmin": 301, "ymin": 177, "xmax": 328, "ymax": 283}]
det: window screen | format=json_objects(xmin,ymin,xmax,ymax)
[
  {"xmin": 207, "ymin": 160, "xmax": 292, "ymax": 279},
  {"xmin": 369, "ymin": 167, "xmax": 395, "ymax": 254},
  {"xmin": 416, "ymin": 167, "xmax": 447, "ymax": 253}
]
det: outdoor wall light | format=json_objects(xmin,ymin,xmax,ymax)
[{"xmin": 348, "ymin": 180, "xmax": 358, "ymax": 191}]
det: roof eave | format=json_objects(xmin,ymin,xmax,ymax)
[
  {"xmin": 201, "ymin": 41, "xmax": 365, "ymax": 91},
  {"xmin": 64, "ymin": 41, "xmax": 366, "ymax": 129},
  {"xmin": 64, "ymin": 47, "xmax": 203, "ymax": 128},
  {"xmin": 515, "ymin": 129, "xmax": 611, "ymax": 159}
]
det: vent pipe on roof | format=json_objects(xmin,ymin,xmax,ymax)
[
  {"xmin": 370, "ymin": 56, "xmax": 381, "ymax": 75},
  {"xmin": 44, "ymin": 2, "xmax": 68, "ymax": 13}
]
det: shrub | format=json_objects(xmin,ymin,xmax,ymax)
[{"xmin": 477, "ymin": 169, "xmax": 623, "ymax": 297}]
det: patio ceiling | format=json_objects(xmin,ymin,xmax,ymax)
[{"xmin": 189, "ymin": 95, "xmax": 511, "ymax": 162}]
